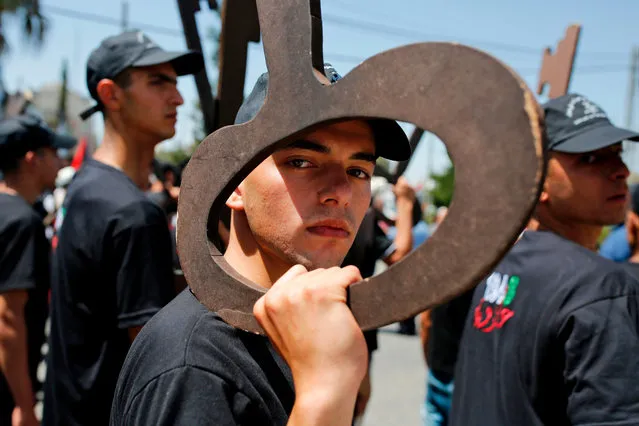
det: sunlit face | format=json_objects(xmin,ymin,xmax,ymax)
[
  {"xmin": 541, "ymin": 144, "xmax": 629, "ymax": 226},
  {"xmin": 118, "ymin": 63, "xmax": 184, "ymax": 142},
  {"xmin": 236, "ymin": 120, "xmax": 376, "ymax": 270}
]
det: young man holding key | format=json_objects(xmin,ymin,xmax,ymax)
[{"xmin": 110, "ymin": 67, "xmax": 411, "ymax": 425}]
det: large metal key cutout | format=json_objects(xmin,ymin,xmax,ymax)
[{"xmin": 177, "ymin": 0, "xmax": 547, "ymax": 334}]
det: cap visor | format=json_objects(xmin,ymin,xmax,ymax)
[
  {"xmin": 132, "ymin": 50, "xmax": 204, "ymax": 76},
  {"xmin": 53, "ymin": 134, "xmax": 78, "ymax": 150},
  {"xmin": 553, "ymin": 124, "xmax": 639, "ymax": 153},
  {"xmin": 368, "ymin": 119, "xmax": 412, "ymax": 161}
]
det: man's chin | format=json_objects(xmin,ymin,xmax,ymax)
[{"xmin": 294, "ymin": 254, "xmax": 348, "ymax": 271}]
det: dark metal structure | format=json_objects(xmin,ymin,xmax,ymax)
[
  {"xmin": 177, "ymin": 0, "xmax": 546, "ymax": 334},
  {"xmin": 177, "ymin": 0, "xmax": 217, "ymax": 133},
  {"xmin": 215, "ymin": 0, "xmax": 260, "ymax": 128}
]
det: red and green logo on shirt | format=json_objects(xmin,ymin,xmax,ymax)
[{"xmin": 473, "ymin": 272, "xmax": 520, "ymax": 333}]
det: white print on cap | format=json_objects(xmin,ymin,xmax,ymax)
[
  {"xmin": 565, "ymin": 95, "xmax": 607, "ymax": 126},
  {"xmin": 136, "ymin": 31, "xmax": 157, "ymax": 50}
]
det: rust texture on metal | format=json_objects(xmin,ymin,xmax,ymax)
[
  {"xmin": 537, "ymin": 24, "xmax": 582, "ymax": 99},
  {"xmin": 177, "ymin": 0, "xmax": 546, "ymax": 334},
  {"xmin": 216, "ymin": 0, "xmax": 261, "ymax": 128}
]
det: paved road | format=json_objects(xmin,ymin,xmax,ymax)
[{"xmin": 360, "ymin": 326, "xmax": 427, "ymax": 426}]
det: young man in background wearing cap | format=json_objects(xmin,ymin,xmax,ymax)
[
  {"xmin": 0, "ymin": 115, "xmax": 74, "ymax": 426},
  {"xmin": 43, "ymin": 31, "xmax": 203, "ymax": 426},
  {"xmin": 451, "ymin": 93, "xmax": 639, "ymax": 425},
  {"xmin": 110, "ymin": 68, "xmax": 411, "ymax": 425}
]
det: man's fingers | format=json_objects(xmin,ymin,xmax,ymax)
[
  {"xmin": 272, "ymin": 264, "xmax": 309, "ymax": 288},
  {"xmin": 338, "ymin": 265, "xmax": 363, "ymax": 287}
]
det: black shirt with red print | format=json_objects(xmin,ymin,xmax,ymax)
[{"xmin": 452, "ymin": 230, "xmax": 639, "ymax": 426}]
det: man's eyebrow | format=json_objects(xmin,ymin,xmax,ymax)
[
  {"xmin": 281, "ymin": 139, "xmax": 376, "ymax": 164},
  {"xmin": 148, "ymin": 72, "xmax": 177, "ymax": 85},
  {"xmin": 351, "ymin": 152, "xmax": 377, "ymax": 164},
  {"xmin": 283, "ymin": 139, "xmax": 330, "ymax": 153}
]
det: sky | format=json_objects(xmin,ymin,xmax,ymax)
[{"xmin": 2, "ymin": 0, "xmax": 639, "ymax": 186}]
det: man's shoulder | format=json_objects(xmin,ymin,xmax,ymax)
[
  {"xmin": 511, "ymin": 231, "xmax": 639, "ymax": 316},
  {"xmin": 514, "ymin": 231, "xmax": 629, "ymax": 277},
  {"xmin": 65, "ymin": 162, "xmax": 164, "ymax": 228},
  {"xmin": 114, "ymin": 289, "xmax": 293, "ymax": 425},
  {"xmin": 0, "ymin": 194, "xmax": 39, "ymax": 232},
  {"xmin": 119, "ymin": 290, "xmax": 261, "ymax": 391}
]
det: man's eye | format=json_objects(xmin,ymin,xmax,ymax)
[
  {"xmin": 348, "ymin": 168, "xmax": 371, "ymax": 180},
  {"xmin": 288, "ymin": 159, "xmax": 313, "ymax": 168},
  {"xmin": 580, "ymin": 154, "xmax": 598, "ymax": 164}
]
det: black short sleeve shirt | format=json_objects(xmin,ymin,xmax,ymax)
[
  {"xmin": 44, "ymin": 160, "xmax": 176, "ymax": 426},
  {"xmin": 451, "ymin": 231, "xmax": 639, "ymax": 426},
  {"xmin": 111, "ymin": 289, "xmax": 295, "ymax": 426},
  {"xmin": 0, "ymin": 194, "xmax": 49, "ymax": 420}
]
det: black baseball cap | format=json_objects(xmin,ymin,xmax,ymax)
[
  {"xmin": 234, "ymin": 64, "xmax": 411, "ymax": 161},
  {"xmin": 80, "ymin": 30, "xmax": 204, "ymax": 120},
  {"xmin": 0, "ymin": 115, "xmax": 77, "ymax": 167},
  {"xmin": 543, "ymin": 93, "xmax": 639, "ymax": 153}
]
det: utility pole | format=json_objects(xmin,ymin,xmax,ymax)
[
  {"xmin": 624, "ymin": 47, "xmax": 638, "ymax": 169},
  {"xmin": 121, "ymin": 1, "xmax": 129, "ymax": 31},
  {"xmin": 177, "ymin": 0, "xmax": 217, "ymax": 134}
]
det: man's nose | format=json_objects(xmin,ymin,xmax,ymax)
[
  {"xmin": 318, "ymin": 164, "xmax": 352, "ymax": 207},
  {"xmin": 610, "ymin": 156, "xmax": 630, "ymax": 181},
  {"xmin": 171, "ymin": 87, "xmax": 184, "ymax": 106}
]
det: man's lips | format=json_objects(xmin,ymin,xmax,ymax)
[
  {"xmin": 307, "ymin": 220, "xmax": 351, "ymax": 238},
  {"xmin": 607, "ymin": 193, "xmax": 628, "ymax": 203}
]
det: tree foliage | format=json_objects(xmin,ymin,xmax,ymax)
[{"xmin": 429, "ymin": 165, "xmax": 454, "ymax": 207}]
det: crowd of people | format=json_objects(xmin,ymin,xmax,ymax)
[{"xmin": 1, "ymin": 26, "xmax": 639, "ymax": 426}]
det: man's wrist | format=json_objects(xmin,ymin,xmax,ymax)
[{"xmin": 291, "ymin": 386, "xmax": 357, "ymax": 426}]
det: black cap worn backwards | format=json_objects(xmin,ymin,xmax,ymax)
[
  {"xmin": 234, "ymin": 64, "xmax": 411, "ymax": 162},
  {"xmin": 542, "ymin": 93, "xmax": 639, "ymax": 153},
  {"xmin": 80, "ymin": 30, "xmax": 204, "ymax": 120},
  {"xmin": 0, "ymin": 114, "xmax": 77, "ymax": 168}
]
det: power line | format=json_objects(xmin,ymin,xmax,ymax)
[
  {"xmin": 45, "ymin": 4, "xmax": 629, "ymax": 64},
  {"xmin": 324, "ymin": 50, "xmax": 628, "ymax": 76},
  {"xmin": 322, "ymin": 12, "xmax": 540, "ymax": 54},
  {"xmin": 44, "ymin": 5, "xmax": 184, "ymax": 38},
  {"xmin": 322, "ymin": 6, "xmax": 627, "ymax": 59}
]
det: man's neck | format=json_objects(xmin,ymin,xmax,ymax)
[
  {"xmin": 527, "ymin": 217, "xmax": 602, "ymax": 251},
  {"xmin": 93, "ymin": 119, "xmax": 157, "ymax": 189},
  {"xmin": 0, "ymin": 175, "xmax": 40, "ymax": 204},
  {"xmin": 223, "ymin": 213, "xmax": 292, "ymax": 288}
]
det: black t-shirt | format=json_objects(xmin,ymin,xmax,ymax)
[
  {"xmin": 451, "ymin": 231, "xmax": 639, "ymax": 426},
  {"xmin": 342, "ymin": 207, "xmax": 393, "ymax": 279},
  {"xmin": 44, "ymin": 159, "xmax": 176, "ymax": 426},
  {"xmin": 0, "ymin": 194, "xmax": 49, "ymax": 421},
  {"xmin": 110, "ymin": 289, "xmax": 295, "ymax": 425},
  {"xmin": 426, "ymin": 288, "xmax": 473, "ymax": 383}
]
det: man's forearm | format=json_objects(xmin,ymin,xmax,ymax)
[
  {"xmin": 0, "ymin": 310, "xmax": 35, "ymax": 409},
  {"xmin": 387, "ymin": 197, "xmax": 414, "ymax": 263}
]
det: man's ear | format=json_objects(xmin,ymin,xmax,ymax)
[
  {"xmin": 22, "ymin": 151, "xmax": 37, "ymax": 169},
  {"xmin": 226, "ymin": 185, "xmax": 245, "ymax": 211},
  {"xmin": 539, "ymin": 188, "xmax": 550, "ymax": 204},
  {"xmin": 538, "ymin": 163, "xmax": 553, "ymax": 204},
  {"xmin": 96, "ymin": 79, "xmax": 121, "ymax": 112}
]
